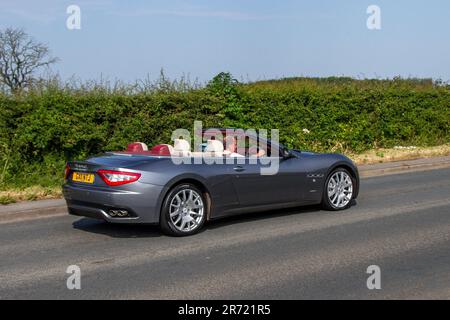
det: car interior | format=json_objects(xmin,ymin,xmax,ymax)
[{"xmin": 122, "ymin": 136, "xmax": 270, "ymax": 158}]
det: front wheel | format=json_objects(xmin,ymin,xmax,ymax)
[
  {"xmin": 322, "ymin": 168, "xmax": 355, "ymax": 211},
  {"xmin": 160, "ymin": 184, "xmax": 207, "ymax": 236}
]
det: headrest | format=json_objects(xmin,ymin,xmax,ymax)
[
  {"xmin": 173, "ymin": 139, "xmax": 190, "ymax": 152},
  {"xmin": 127, "ymin": 142, "xmax": 148, "ymax": 152},
  {"xmin": 205, "ymin": 139, "xmax": 224, "ymax": 153},
  {"xmin": 150, "ymin": 144, "xmax": 173, "ymax": 156}
]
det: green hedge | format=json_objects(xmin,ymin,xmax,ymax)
[{"xmin": 0, "ymin": 74, "xmax": 449, "ymax": 188}]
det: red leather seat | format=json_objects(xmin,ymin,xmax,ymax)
[
  {"xmin": 150, "ymin": 144, "xmax": 172, "ymax": 156},
  {"xmin": 127, "ymin": 142, "xmax": 148, "ymax": 152}
]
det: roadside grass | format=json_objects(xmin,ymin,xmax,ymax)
[
  {"xmin": 0, "ymin": 186, "xmax": 62, "ymax": 205},
  {"xmin": 0, "ymin": 144, "xmax": 449, "ymax": 205},
  {"xmin": 349, "ymin": 143, "xmax": 450, "ymax": 164}
]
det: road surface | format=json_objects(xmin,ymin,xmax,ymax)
[{"xmin": 1, "ymin": 168, "xmax": 449, "ymax": 299}]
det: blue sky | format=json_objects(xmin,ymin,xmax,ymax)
[{"xmin": 0, "ymin": 0, "xmax": 449, "ymax": 83}]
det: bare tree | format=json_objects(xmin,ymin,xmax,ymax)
[{"xmin": 0, "ymin": 28, "xmax": 58, "ymax": 93}]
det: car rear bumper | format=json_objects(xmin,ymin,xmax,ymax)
[{"xmin": 62, "ymin": 182, "xmax": 164, "ymax": 224}]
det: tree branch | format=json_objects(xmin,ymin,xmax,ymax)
[{"xmin": 0, "ymin": 28, "xmax": 58, "ymax": 93}]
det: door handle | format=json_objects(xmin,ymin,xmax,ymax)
[{"xmin": 233, "ymin": 166, "xmax": 245, "ymax": 172}]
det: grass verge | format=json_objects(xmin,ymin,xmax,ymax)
[
  {"xmin": 349, "ymin": 143, "xmax": 450, "ymax": 165},
  {"xmin": 0, "ymin": 186, "xmax": 62, "ymax": 205}
]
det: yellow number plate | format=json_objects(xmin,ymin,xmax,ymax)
[{"xmin": 72, "ymin": 172, "xmax": 95, "ymax": 184}]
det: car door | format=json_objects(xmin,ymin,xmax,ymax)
[{"xmin": 229, "ymin": 155, "xmax": 306, "ymax": 207}]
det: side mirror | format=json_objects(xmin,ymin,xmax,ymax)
[{"xmin": 281, "ymin": 148, "xmax": 295, "ymax": 159}]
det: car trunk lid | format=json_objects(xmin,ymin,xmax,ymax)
[{"xmin": 66, "ymin": 154, "xmax": 160, "ymax": 187}]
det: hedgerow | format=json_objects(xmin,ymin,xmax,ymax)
[{"xmin": 0, "ymin": 73, "xmax": 448, "ymax": 188}]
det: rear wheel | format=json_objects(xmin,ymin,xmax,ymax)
[
  {"xmin": 160, "ymin": 183, "xmax": 206, "ymax": 236},
  {"xmin": 322, "ymin": 168, "xmax": 354, "ymax": 211}
]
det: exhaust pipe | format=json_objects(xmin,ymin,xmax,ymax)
[{"xmin": 108, "ymin": 209, "xmax": 129, "ymax": 217}]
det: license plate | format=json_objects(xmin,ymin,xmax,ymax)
[{"xmin": 72, "ymin": 172, "xmax": 95, "ymax": 184}]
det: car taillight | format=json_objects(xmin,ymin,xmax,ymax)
[
  {"xmin": 97, "ymin": 170, "xmax": 141, "ymax": 186},
  {"xmin": 64, "ymin": 164, "xmax": 71, "ymax": 180}
]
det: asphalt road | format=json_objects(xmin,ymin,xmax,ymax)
[{"xmin": 1, "ymin": 168, "xmax": 450, "ymax": 299}]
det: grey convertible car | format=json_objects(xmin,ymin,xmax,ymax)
[{"xmin": 63, "ymin": 129, "xmax": 359, "ymax": 236}]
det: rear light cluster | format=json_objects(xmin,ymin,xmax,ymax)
[
  {"xmin": 97, "ymin": 170, "xmax": 141, "ymax": 186},
  {"xmin": 64, "ymin": 164, "xmax": 71, "ymax": 180}
]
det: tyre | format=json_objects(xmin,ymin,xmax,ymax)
[
  {"xmin": 322, "ymin": 168, "xmax": 355, "ymax": 211},
  {"xmin": 160, "ymin": 183, "xmax": 207, "ymax": 236}
]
